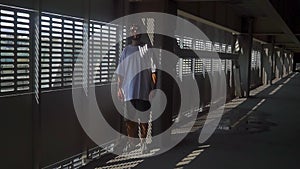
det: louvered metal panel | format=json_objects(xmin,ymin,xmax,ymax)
[
  {"xmin": 0, "ymin": 8, "xmax": 31, "ymax": 94},
  {"xmin": 194, "ymin": 59, "xmax": 203, "ymax": 73},
  {"xmin": 40, "ymin": 13, "xmax": 84, "ymax": 89}
]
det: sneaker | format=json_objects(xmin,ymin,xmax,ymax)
[
  {"xmin": 123, "ymin": 142, "xmax": 136, "ymax": 153},
  {"xmin": 140, "ymin": 142, "xmax": 150, "ymax": 154}
]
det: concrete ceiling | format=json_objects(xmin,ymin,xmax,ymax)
[{"xmin": 176, "ymin": 0, "xmax": 300, "ymax": 53}]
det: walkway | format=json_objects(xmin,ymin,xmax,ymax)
[{"xmin": 84, "ymin": 72, "xmax": 300, "ymax": 169}]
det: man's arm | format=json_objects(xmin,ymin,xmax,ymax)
[
  {"xmin": 151, "ymin": 72, "xmax": 157, "ymax": 85},
  {"xmin": 117, "ymin": 75, "xmax": 124, "ymax": 101}
]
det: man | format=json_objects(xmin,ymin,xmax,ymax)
[{"xmin": 116, "ymin": 24, "xmax": 157, "ymax": 153}]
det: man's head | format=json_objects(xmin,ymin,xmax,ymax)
[{"xmin": 129, "ymin": 24, "xmax": 141, "ymax": 41}]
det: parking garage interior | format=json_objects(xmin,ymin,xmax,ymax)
[{"xmin": 1, "ymin": 0, "xmax": 300, "ymax": 169}]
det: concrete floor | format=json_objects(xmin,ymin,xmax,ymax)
[{"xmin": 85, "ymin": 72, "xmax": 300, "ymax": 169}]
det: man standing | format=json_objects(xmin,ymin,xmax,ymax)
[{"xmin": 116, "ymin": 24, "xmax": 157, "ymax": 153}]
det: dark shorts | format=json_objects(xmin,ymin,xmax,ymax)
[{"xmin": 124, "ymin": 99, "xmax": 151, "ymax": 122}]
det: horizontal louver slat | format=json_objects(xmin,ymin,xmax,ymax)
[{"xmin": 0, "ymin": 8, "xmax": 31, "ymax": 94}]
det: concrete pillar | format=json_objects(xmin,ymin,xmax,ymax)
[
  {"xmin": 287, "ymin": 52, "xmax": 291, "ymax": 74},
  {"xmin": 289, "ymin": 52, "xmax": 293, "ymax": 74},
  {"xmin": 290, "ymin": 53, "xmax": 294, "ymax": 73},
  {"xmin": 283, "ymin": 51, "xmax": 288, "ymax": 77},
  {"xmin": 282, "ymin": 51, "xmax": 286, "ymax": 77},
  {"xmin": 231, "ymin": 35, "xmax": 242, "ymax": 98},
  {"xmin": 275, "ymin": 49, "xmax": 280, "ymax": 79},
  {"xmin": 238, "ymin": 17, "xmax": 253, "ymax": 97},
  {"xmin": 290, "ymin": 52, "xmax": 293, "ymax": 73},
  {"xmin": 238, "ymin": 34, "xmax": 252, "ymax": 97},
  {"xmin": 262, "ymin": 44, "xmax": 273, "ymax": 85},
  {"xmin": 127, "ymin": 0, "xmax": 177, "ymax": 147},
  {"xmin": 292, "ymin": 53, "xmax": 296, "ymax": 72},
  {"xmin": 32, "ymin": 0, "xmax": 41, "ymax": 169},
  {"xmin": 271, "ymin": 47, "xmax": 276, "ymax": 81},
  {"xmin": 279, "ymin": 49, "xmax": 284, "ymax": 78}
]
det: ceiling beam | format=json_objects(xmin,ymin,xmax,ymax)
[
  {"xmin": 274, "ymin": 42, "xmax": 295, "ymax": 45},
  {"xmin": 177, "ymin": 9, "xmax": 240, "ymax": 34},
  {"xmin": 253, "ymin": 32, "xmax": 284, "ymax": 36},
  {"xmin": 175, "ymin": 0, "xmax": 233, "ymax": 1},
  {"xmin": 254, "ymin": 0, "xmax": 300, "ymax": 46}
]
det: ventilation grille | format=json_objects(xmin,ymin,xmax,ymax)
[
  {"xmin": 194, "ymin": 39, "xmax": 205, "ymax": 51},
  {"xmin": 40, "ymin": 14, "xmax": 124, "ymax": 90},
  {"xmin": 212, "ymin": 59, "xmax": 219, "ymax": 72},
  {"xmin": 40, "ymin": 13, "xmax": 84, "ymax": 89},
  {"xmin": 226, "ymin": 59, "xmax": 232, "ymax": 72},
  {"xmin": 221, "ymin": 60, "xmax": 226, "ymax": 71},
  {"xmin": 182, "ymin": 59, "xmax": 192, "ymax": 75},
  {"xmin": 251, "ymin": 50, "xmax": 261, "ymax": 69},
  {"xmin": 194, "ymin": 59, "xmax": 203, "ymax": 73},
  {"xmin": 204, "ymin": 58, "xmax": 211, "ymax": 72},
  {"xmin": 0, "ymin": 8, "xmax": 31, "ymax": 94},
  {"xmin": 89, "ymin": 21, "xmax": 118, "ymax": 84}
]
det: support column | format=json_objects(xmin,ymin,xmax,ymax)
[
  {"xmin": 231, "ymin": 35, "xmax": 238, "ymax": 98},
  {"xmin": 292, "ymin": 53, "xmax": 296, "ymax": 72},
  {"xmin": 32, "ymin": 0, "xmax": 41, "ymax": 168},
  {"xmin": 82, "ymin": 0, "xmax": 91, "ymax": 163},
  {"xmin": 123, "ymin": 0, "xmax": 177, "ymax": 147},
  {"xmin": 270, "ymin": 38, "xmax": 275, "ymax": 84},
  {"xmin": 275, "ymin": 49, "xmax": 280, "ymax": 79},
  {"xmin": 238, "ymin": 17, "xmax": 253, "ymax": 97},
  {"xmin": 262, "ymin": 43, "xmax": 273, "ymax": 85},
  {"xmin": 290, "ymin": 52, "xmax": 294, "ymax": 73},
  {"xmin": 288, "ymin": 52, "xmax": 292, "ymax": 73},
  {"xmin": 283, "ymin": 50, "xmax": 288, "ymax": 77},
  {"xmin": 159, "ymin": 0, "xmax": 177, "ymax": 147},
  {"xmin": 279, "ymin": 48, "xmax": 284, "ymax": 78}
]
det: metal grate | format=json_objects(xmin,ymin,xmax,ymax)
[
  {"xmin": 142, "ymin": 17, "xmax": 155, "ymax": 46},
  {"xmin": 0, "ymin": 8, "xmax": 31, "ymax": 94},
  {"xmin": 89, "ymin": 21, "xmax": 119, "ymax": 84},
  {"xmin": 221, "ymin": 43, "xmax": 226, "ymax": 53},
  {"xmin": 175, "ymin": 35, "xmax": 182, "ymax": 48},
  {"xmin": 205, "ymin": 41, "xmax": 212, "ymax": 51},
  {"xmin": 226, "ymin": 59, "xmax": 232, "ymax": 72},
  {"xmin": 213, "ymin": 42, "xmax": 220, "ymax": 52},
  {"xmin": 182, "ymin": 37, "xmax": 193, "ymax": 49},
  {"xmin": 38, "ymin": 13, "xmax": 125, "ymax": 90},
  {"xmin": 226, "ymin": 45, "xmax": 232, "ymax": 53},
  {"xmin": 221, "ymin": 60, "xmax": 225, "ymax": 71},
  {"xmin": 212, "ymin": 59, "xmax": 220, "ymax": 72},
  {"xmin": 251, "ymin": 50, "xmax": 261, "ymax": 69},
  {"xmin": 194, "ymin": 39, "xmax": 205, "ymax": 51},
  {"xmin": 40, "ymin": 13, "xmax": 84, "ymax": 89},
  {"xmin": 194, "ymin": 59, "xmax": 203, "ymax": 73},
  {"xmin": 203, "ymin": 58, "xmax": 211, "ymax": 72},
  {"xmin": 182, "ymin": 59, "xmax": 192, "ymax": 75}
]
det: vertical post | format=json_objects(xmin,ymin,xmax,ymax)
[
  {"xmin": 32, "ymin": 0, "xmax": 41, "ymax": 168},
  {"xmin": 155, "ymin": 0, "xmax": 177, "ymax": 147},
  {"xmin": 179, "ymin": 58, "xmax": 183, "ymax": 81},
  {"xmin": 246, "ymin": 18, "xmax": 253, "ymax": 97},
  {"xmin": 232, "ymin": 34, "xmax": 242, "ymax": 98},
  {"xmin": 270, "ymin": 37, "xmax": 275, "ymax": 85},
  {"xmin": 262, "ymin": 37, "xmax": 274, "ymax": 86},
  {"xmin": 82, "ymin": 0, "xmax": 91, "ymax": 163},
  {"xmin": 293, "ymin": 53, "xmax": 296, "ymax": 72},
  {"xmin": 279, "ymin": 48, "xmax": 284, "ymax": 78},
  {"xmin": 192, "ymin": 58, "xmax": 195, "ymax": 80},
  {"xmin": 238, "ymin": 17, "xmax": 253, "ymax": 97},
  {"xmin": 259, "ymin": 44, "xmax": 263, "ymax": 85},
  {"xmin": 262, "ymin": 44, "xmax": 267, "ymax": 85}
]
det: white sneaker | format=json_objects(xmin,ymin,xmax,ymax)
[
  {"xmin": 140, "ymin": 142, "xmax": 150, "ymax": 154},
  {"xmin": 123, "ymin": 142, "xmax": 135, "ymax": 153}
]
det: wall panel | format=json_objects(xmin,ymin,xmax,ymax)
[{"xmin": 1, "ymin": 94, "xmax": 33, "ymax": 169}]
